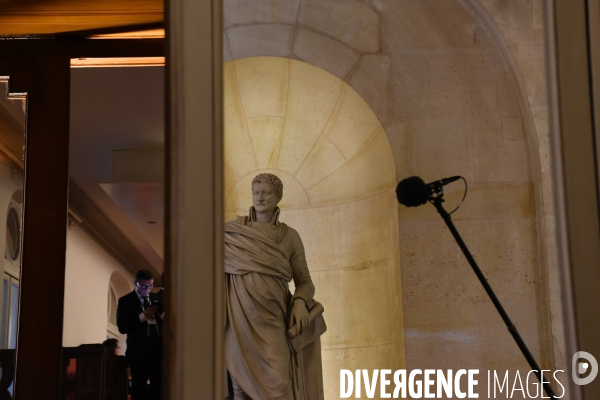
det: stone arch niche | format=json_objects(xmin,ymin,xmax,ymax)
[
  {"xmin": 224, "ymin": 56, "xmax": 406, "ymax": 397},
  {"xmin": 109, "ymin": 270, "xmax": 133, "ymax": 298}
]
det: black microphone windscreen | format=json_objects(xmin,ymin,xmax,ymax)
[{"xmin": 396, "ymin": 176, "xmax": 430, "ymax": 207}]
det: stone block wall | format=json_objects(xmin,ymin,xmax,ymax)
[{"xmin": 222, "ymin": 0, "xmax": 558, "ymax": 398}]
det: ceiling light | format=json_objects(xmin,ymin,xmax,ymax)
[{"xmin": 70, "ymin": 57, "xmax": 165, "ymax": 68}]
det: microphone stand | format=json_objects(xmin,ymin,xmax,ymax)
[{"xmin": 428, "ymin": 189, "xmax": 557, "ymax": 400}]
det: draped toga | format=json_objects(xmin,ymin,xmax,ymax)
[{"xmin": 224, "ymin": 208, "xmax": 316, "ymax": 400}]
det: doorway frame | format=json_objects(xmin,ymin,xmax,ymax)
[{"xmin": 0, "ymin": 38, "xmax": 164, "ymax": 399}]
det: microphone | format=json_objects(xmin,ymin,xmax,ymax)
[{"xmin": 396, "ymin": 176, "xmax": 461, "ymax": 207}]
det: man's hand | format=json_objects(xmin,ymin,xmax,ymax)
[
  {"xmin": 143, "ymin": 305, "xmax": 159, "ymax": 318},
  {"xmin": 290, "ymin": 299, "xmax": 309, "ymax": 336}
]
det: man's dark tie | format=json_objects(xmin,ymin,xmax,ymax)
[{"xmin": 143, "ymin": 297, "xmax": 159, "ymax": 340}]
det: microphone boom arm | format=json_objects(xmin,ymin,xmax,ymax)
[{"xmin": 428, "ymin": 195, "xmax": 558, "ymax": 400}]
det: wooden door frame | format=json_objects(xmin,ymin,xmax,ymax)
[
  {"xmin": 165, "ymin": 0, "xmax": 224, "ymax": 397},
  {"xmin": 0, "ymin": 38, "xmax": 164, "ymax": 399},
  {"xmin": 1, "ymin": 55, "xmax": 71, "ymax": 399},
  {"xmin": 546, "ymin": 0, "xmax": 600, "ymax": 398}
]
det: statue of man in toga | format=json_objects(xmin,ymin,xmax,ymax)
[{"xmin": 224, "ymin": 173, "xmax": 324, "ymax": 400}]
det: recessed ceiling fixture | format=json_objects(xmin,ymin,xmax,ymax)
[
  {"xmin": 90, "ymin": 29, "xmax": 165, "ymax": 39},
  {"xmin": 70, "ymin": 57, "xmax": 165, "ymax": 68}
]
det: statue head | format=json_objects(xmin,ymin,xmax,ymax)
[
  {"xmin": 252, "ymin": 173, "xmax": 283, "ymax": 202},
  {"xmin": 252, "ymin": 173, "xmax": 283, "ymax": 217}
]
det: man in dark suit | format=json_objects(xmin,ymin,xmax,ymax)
[{"xmin": 117, "ymin": 269, "xmax": 163, "ymax": 400}]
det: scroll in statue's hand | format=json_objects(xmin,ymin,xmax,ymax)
[{"xmin": 290, "ymin": 299, "xmax": 310, "ymax": 336}]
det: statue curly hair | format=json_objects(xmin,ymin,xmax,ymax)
[{"xmin": 252, "ymin": 173, "xmax": 283, "ymax": 202}]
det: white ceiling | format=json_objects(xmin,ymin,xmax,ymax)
[{"xmin": 70, "ymin": 66, "xmax": 165, "ymax": 271}]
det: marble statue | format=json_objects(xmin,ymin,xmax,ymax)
[{"xmin": 224, "ymin": 173, "xmax": 324, "ymax": 400}]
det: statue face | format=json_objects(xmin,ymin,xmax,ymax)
[{"xmin": 252, "ymin": 182, "xmax": 279, "ymax": 216}]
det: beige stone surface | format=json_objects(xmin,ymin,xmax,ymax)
[
  {"xmin": 532, "ymin": 0, "xmax": 544, "ymax": 29},
  {"xmin": 224, "ymin": 57, "xmax": 397, "ymax": 221},
  {"xmin": 400, "ymin": 220, "xmax": 537, "ymax": 304},
  {"xmin": 474, "ymin": 25, "xmax": 493, "ymax": 45},
  {"xmin": 347, "ymin": 55, "xmax": 391, "ymax": 123},
  {"xmin": 313, "ymin": 270, "xmax": 321, "ymax": 301},
  {"xmin": 412, "ymin": 118, "xmax": 472, "ymax": 182},
  {"xmin": 386, "ymin": 188, "xmax": 407, "ymax": 371},
  {"xmin": 247, "ymin": 117, "xmax": 284, "ymax": 169},
  {"xmin": 278, "ymin": 60, "xmax": 343, "ymax": 175},
  {"xmin": 402, "ymin": 302, "xmax": 482, "ymax": 369},
  {"xmin": 496, "ymin": 72, "xmax": 522, "ymax": 117},
  {"xmin": 234, "ymin": 57, "xmax": 290, "ymax": 118},
  {"xmin": 476, "ymin": 0, "xmax": 534, "ymax": 32},
  {"xmin": 292, "ymin": 28, "xmax": 360, "ymax": 80},
  {"xmin": 224, "ymin": 159, "xmax": 241, "ymax": 197},
  {"xmin": 223, "ymin": 0, "xmax": 300, "ymax": 27},
  {"xmin": 298, "ymin": 0, "xmax": 381, "ymax": 53},
  {"xmin": 227, "ymin": 24, "xmax": 293, "ymax": 59},
  {"xmin": 468, "ymin": 77, "xmax": 500, "ymax": 120},
  {"xmin": 380, "ymin": 0, "xmax": 478, "ymax": 49},
  {"xmin": 403, "ymin": 302, "xmax": 482, "ymax": 373},
  {"xmin": 533, "ymin": 109, "xmax": 550, "ymax": 171},
  {"xmin": 320, "ymin": 260, "xmax": 394, "ymax": 348},
  {"xmin": 544, "ymin": 216, "xmax": 559, "ymax": 302},
  {"xmin": 223, "ymin": 37, "xmax": 233, "ymax": 63},
  {"xmin": 322, "ymin": 344, "xmax": 399, "ymax": 399},
  {"xmin": 549, "ymin": 298, "xmax": 566, "ymax": 365},
  {"xmin": 224, "ymin": 63, "xmax": 257, "ymax": 178},
  {"xmin": 532, "ymin": 105, "xmax": 549, "ymax": 137},
  {"xmin": 339, "ymin": 193, "xmax": 392, "ymax": 268},
  {"xmin": 293, "ymin": 134, "xmax": 347, "ymax": 189},
  {"xmin": 502, "ymin": 117, "xmax": 525, "ymax": 140},
  {"xmin": 541, "ymin": 171, "xmax": 555, "ymax": 218},
  {"xmin": 383, "ymin": 118, "xmax": 417, "ymax": 178},
  {"xmin": 470, "ymin": 137, "xmax": 530, "ymax": 183},
  {"xmin": 403, "ymin": 302, "xmax": 479, "ymax": 334},
  {"xmin": 392, "ymin": 67, "xmax": 497, "ymax": 119},
  {"xmin": 307, "ymin": 130, "xmax": 396, "ymax": 206},
  {"xmin": 389, "ymin": 47, "xmax": 505, "ymax": 122},
  {"xmin": 322, "ymin": 85, "xmax": 381, "ymax": 161},
  {"xmin": 468, "ymin": 116, "xmax": 503, "ymax": 141},
  {"xmin": 477, "ymin": 300, "xmax": 541, "ymax": 369},
  {"xmin": 466, "ymin": 115, "xmax": 530, "ymax": 187},
  {"xmin": 224, "ymin": 209, "xmax": 238, "ymax": 223},
  {"xmin": 280, "ymin": 206, "xmax": 341, "ymax": 271},
  {"xmin": 512, "ymin": 38, "xmax": 547, "ymax": 108},
  {"xmin": 392, "ymin": 46, "xmax": 504, "ymax": 73},
  {"xmin": 472, "ymin": 0, "xmax": 562, "ymax": 374}
]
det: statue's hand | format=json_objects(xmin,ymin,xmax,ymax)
[{"xmin": 291, "ymin": 299, "xmax": 310, "ymax": 336}]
